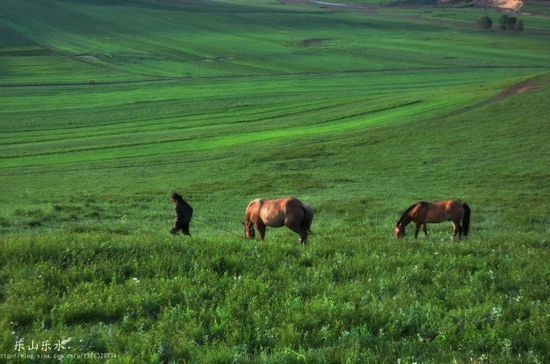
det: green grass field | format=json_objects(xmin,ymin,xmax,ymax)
[{"xmin": 1, "ymin": 0, "xmax": 549, "ymax": 362}]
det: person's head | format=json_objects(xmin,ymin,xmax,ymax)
[{"xmin": 171, "ymin": 192, "xmax": 183, "ymax": 203}]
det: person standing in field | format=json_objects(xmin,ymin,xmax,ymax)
[{"xmin": 170, "ymin": 192, "xmax": 193, "ymax": 236}]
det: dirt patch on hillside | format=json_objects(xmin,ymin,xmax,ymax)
[
  {"xmin": 281, "ymin": 0, "xmax": 522, "ymax": 11},
  {"xmin": 74, "ymin": 54, "xmax": 102, "ymax": 64},
  {"xmin": 497, "ymin": 81, "xmax": 537, "ymax": 98},
  {"xmin": 473, "ymin": 0, "xmax": 523, "ymax": 11},
  {"xmin": 278, "ymin": 0, "xmax": 373, "ymax": 11},
  {"xmin": 425, "ymin": 77, "xmax": 545, "ymax": 122},
  {"xmin": 300, "ymin": 38, "xmax": 331, "ymax": 47}
]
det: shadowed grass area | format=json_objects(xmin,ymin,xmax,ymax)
[{"xmin": 0, "ymin": 0, "xmax": 549, "ymax": 362}]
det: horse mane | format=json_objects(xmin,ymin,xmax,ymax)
[{"xmin": 398, "ymin": 201, "xmax": 428, "ymax": 224}]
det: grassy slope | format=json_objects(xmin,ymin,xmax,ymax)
[{"xmin": 0, "ymin": 0, "xmax": 549, "ymax": 362}]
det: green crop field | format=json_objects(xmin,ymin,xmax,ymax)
[{"xmin": 1, "ymin": 0, "xmax": 549, "ymax": 362}]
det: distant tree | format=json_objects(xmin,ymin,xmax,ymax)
[
  {"xmin": 506, "ymin": 16, "xmax": 518, "ymax": 30},
  {"xmin": 514, "ymin": 18, "xmax": 524, "ymax": 31},
  {"xmin": 478, "ymin": 16, "xmax": 493, "ymax": 29},
  {"xmin": 499, "ymin": 15, "xmax": 509, "ymax": 30},
  {"xmin": 499, "ymin": 15, "xmax": 521, "ymax": 31}
]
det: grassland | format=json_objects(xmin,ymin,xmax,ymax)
[{"xmin": 0, "ymin": 0, "xmax": 549, "ymax": 362}]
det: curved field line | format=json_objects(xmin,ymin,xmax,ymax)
[{"xmin": 0, "ymin": 99, "xmax": 425, "ymax": 169}]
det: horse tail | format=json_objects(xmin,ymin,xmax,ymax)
[
  {"xmin": 462, "ymin": 203, "xmax": 471, "ymax": 236},
  {"xmin": 301, "ymin": 204, "xmax": 314, "ymax": 233}
]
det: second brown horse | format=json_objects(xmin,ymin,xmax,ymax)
[
  {"xmin": 244, "ymin": 197, "xmax": 314, "ymax": 244},
  {"xmin": 395, "ymin": 200, "xmax": 470, "ymax": 239}
]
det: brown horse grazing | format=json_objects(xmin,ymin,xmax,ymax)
[
  {"xmin": 395, "ymin": 200, "xmax": 470, "ymax": 240},
  {"xmin": 243, "ymin": 197, "xmax": 314, "ymax": 244}
]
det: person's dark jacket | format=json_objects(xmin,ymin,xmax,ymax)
[{"xmin": 171, "ymin": 199, "xmax": 193, "ymax": 235}]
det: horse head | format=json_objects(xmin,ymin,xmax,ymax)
[
  {"xmin": 243, "ymin": 221, "xmax": 255, "ymax": 239},
  {"xmin": 395, "ymin": 221, "xmax": 406, "ymax": 239}
]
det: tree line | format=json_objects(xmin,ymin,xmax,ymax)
[{"xmin": 478, "ymin": 15, "xmax": 524, "ymax": 31}]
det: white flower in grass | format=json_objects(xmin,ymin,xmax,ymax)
[{"xmin": 132, "ymin": 277, "xmax": 140, "ymax": 283}]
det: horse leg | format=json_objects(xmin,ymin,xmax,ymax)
[
  {"xmin": 286, "ymin": 223, "xmax": 307, "ymax": 245},
  {"xmin": 300, "ymin": 229, "xmax": 308, "ymax": 245},
  {"xmin": 423, "ymin": 224, "xmax": 428, "ymax": 237},
  {"xmin": 257, "ymin": 223, "xmax": 266, "ymax": 241},
  {"xmin": 452, "ymin": 221, "xmax": 459, "ymax": 240},
  {"xmin": 454, "ymin": 218, "xmax": 464, "ymax": 240},
  {"xmin": 415, "ymin": 222, "xmax": 422, "ymax": 239}
]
